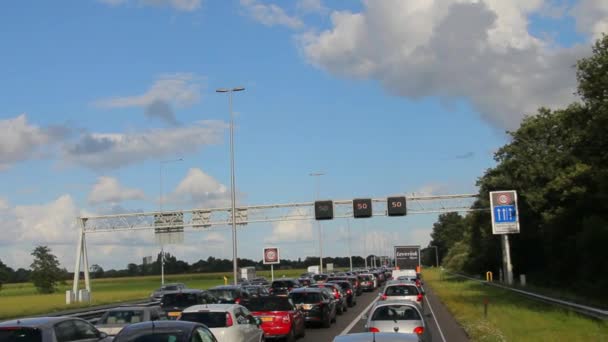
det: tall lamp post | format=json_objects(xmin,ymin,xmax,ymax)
[
  {"xmin": 159, "ymin": 158, "xmax": 183, "ymax": 285},
  {"xmin": 309, "ymin": 171, "xmax": 325, "ymax": 273},
  {"xmin": 216, "ymin": 86, "xmax": 245, "ymax": 285}
]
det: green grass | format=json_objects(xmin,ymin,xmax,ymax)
[
  {"xmin": 423, "ymin": 268, "xmax": 608, "ymax": 342},
  {"xmin": 0, "ymin": 269, "xmax": 307, "ymax": 320}
]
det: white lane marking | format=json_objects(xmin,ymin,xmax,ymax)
[
  {"xmin": 339, "ymin": 296, "xmax": 379, "ymax": 336},
  {"xmin": 425, "ymin": 293, "xmax": 447, "ymax": 342}
]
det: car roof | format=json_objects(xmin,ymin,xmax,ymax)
[
  {"xmin": 372, "ymin": 300, "xmax": 423, "ymax": 310},
  {"xmin": 333, "ymin": 332, "xmax": 420, "ymax": 342},
  {"xmin": 0, "ymin": 317, "xmax": 76, "ymax": 328},
  {"xmin": 209, "ymin": 285, "xmax": 241, "ymax": 290},
  {"xmin": 182, "ymin": 304, "xmax": 238, "ymax": 312},
  {"xmin": 289, "ymin": 287, "xmax": 323, "ymax": 293},
  {"xmin": 118, "ymin": 320, "xmax": 201, "ymax": 334},
  {"xmin": 163, "ymin": 289, "xmax": 206, "ymax": 294}
]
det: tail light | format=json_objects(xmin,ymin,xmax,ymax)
[
  {"xmin": 416, "ymin": 280, "xmax": 420, "ymax": 286},
  {"xmin": 225, "ymin": 312, "xmax": 234, "ymax": 327},
  {"xmin": 282, "ymin": 315, "xmax": 291, "ymax": 323},
  {"xmin": 413, "ymin": 326, "xmax": 424, "ymax": 335},
  {"xmin": 369, "ymin": 327, "xmax": 380, "ymax": 333},
  {"xmin": 235, "ymin": 298, "xmax": 241, "ymax": 304},
  {"xmin": 347, "ymin": 289, "xmax": 352, "ymax": 295},
  {"xmin": 417, "ymin": 293, "xmax": 423, "ymax": 302},
  {"xmin": 334, "ymin": 292, "xmax": 340, "ymax": 299},
  {"xmin": 379, "ymin": 294, "xmax": 387, "ymax": 300}
]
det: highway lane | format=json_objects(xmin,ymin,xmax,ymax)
[{"xmin": 299, "ymin": 284, "xmax": 469, "ymax": 342}]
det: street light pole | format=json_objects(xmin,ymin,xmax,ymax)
[
  {"xmin": 217, "ymin": 87, "xmax": 245, "ymax": 285},
  {"xmin": 309, "ymin": 172, "xmax": 325, "ymax": 273},
  {"xmin": 159, "ymin": 158, "xmax": 183, "ymax": 286}
]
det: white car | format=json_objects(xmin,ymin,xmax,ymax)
[{"xmin": 180, "ymin": 303, "xmax": 264, "ymax": 342}]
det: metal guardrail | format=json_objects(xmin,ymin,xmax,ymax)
[
  {"xmin": 40, "ymin": 299, "xmax": 159, "ymax": 324},
  {"xmin": 444, "ymin": 271, "xmax": 608, "ymax": 320}
]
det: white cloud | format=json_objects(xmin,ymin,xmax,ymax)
[
  {"xmin": 98, "ymin": 0, "xmax": 202, "ymax": 12},
  {"xmin": 62, "ymin": 120, "xmax": 226, "ymax": 169},
  {"xmin": 265, "ymin": 215, "xmax": 314, "ymax": 243},
  {"xmin": 411, "ymin": 183, "xmax": 447, "ymax": 196},
  {"xmin": 170, "ymin": 168, "xmax": 230, "ymax": 208},
  {"xmin": 202, "ymin": 232, "xmax": 227, "ymax": 244},
  {"xmin": 95, "ymin": 73, "xmax": 202, "ymax": 124},
  {"xmin": 88, "ymin": 177, "xmax": 146, "ymax": 205},
  {"xmin": 571, "ymin": 0, "xmax": 608, "ymax": 40},
  {"xmin": 299, "ymin": 0, "xmax": 589, "ymax": 130},
  {"xmin": 240, "ymin": 0, "xmax": 304, "ymax": 29},
  {"xmin": 297, "ymin": 0, "xmax": 327, "ymax": 15},
  {"xmin": 0, "ymin": 114, "xmax": 69, "ymax": 170}
]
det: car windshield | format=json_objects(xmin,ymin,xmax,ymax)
[
  {"xmin": 0, "ymin": 328, "xmax": 42, "ymax": 342},
  {"xmin": 385, "ymin": 286, "xmax": 418, "ymax": 296},
  {"xmin": 371, "ymin": 305, "xmax": 421, "ymax": 321},
  {"xmin": 180, "ymin": 312, "xmax": 228, "ymax": 328},
  {"xmin": 129, "ymin": 332, "xmax": 185, "ymax": 342},
  {"xmin": 100, "ymin": 310, "xmax": 145, "ymax": 324},
  {"xmin": 290, "ymin": 292, "xmax": 322, "ymax": 304},
  {"xmin": 162, "ymin": 293, "xmax": 199, "ymax": 307},
  {"xmin": 248, "ymin": 297, "xmax": 293, "ymax": 311},
  {"xmin": 207, "ymin": 289, "xmax": 237, "ymax": 302}
]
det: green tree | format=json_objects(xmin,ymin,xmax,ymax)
[
  {"xmin": 429, "ymin": 212, "xmax": 467, "ymax": 265},
  {"xmin": 30, "ymin": 246, "xmax": 62, "ymax": 294},
  {"xmin": 0, "ymin": 259, "xmax": 12, "ymax": 291}
]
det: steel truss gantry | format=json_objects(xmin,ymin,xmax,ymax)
[{"xmin": 71, "ymin": 193, "xmax": 483, "ymax": 301}]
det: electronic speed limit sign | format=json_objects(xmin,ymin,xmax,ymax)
[
  {"xmin": 263, "ymin": 247, "xmax": 280, "ymax": 264},
  {"xmin": 353, "ymin": 198, "xmax": 372, "ymax": 218},
  {"xmin": 387, "ymin": 196, "xmax": 407, "ymax": 216}
]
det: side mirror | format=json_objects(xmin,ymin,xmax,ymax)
[{"xmin": 98, "ymin": 332, "xmax": 108, "ymax": 340}]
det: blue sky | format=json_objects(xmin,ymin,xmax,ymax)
[{"xmin": 0, "ymin": 0, "xmax": 605, "ymax": 270}]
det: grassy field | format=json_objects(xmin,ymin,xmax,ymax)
[
  {"xmin": 423, "ymin": 268, "xmax": 608, "ymax": 342},
  {"xmin": 0, "ymin": 269, "xmax": 306, "ymax": 320}
]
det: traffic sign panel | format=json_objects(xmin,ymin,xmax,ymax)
[
  {"xmin": 490, "ymin": 191, "xmax": 520, "ymax": 234},
  {"xmin": 263, "ymin": 247, "xmax": 280, "ymax": 264},
  {"xmin": 387, "ymin": 196, "xmax": 407, "ymax": 216},
  {"xmin": 353, "ymin": 198, "xmax": 372, "ymax": 218},
  {"xmin": 314, "ymin": 200, "xmax": 334, "ymax": 220}
]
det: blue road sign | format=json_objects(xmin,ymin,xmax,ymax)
[{"xmin": 493, "ymin": 205, "xmax": 516, "ymax": 223}]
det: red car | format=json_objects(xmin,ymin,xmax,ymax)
[{"xmin": 248, "ymin": 296, "xmax": 306, "ymax": 341}]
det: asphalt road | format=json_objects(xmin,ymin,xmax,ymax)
[{"xmin": 299, "ymin": 284, "xmax": 469, "ymax": 342}]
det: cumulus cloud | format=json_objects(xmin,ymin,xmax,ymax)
[
  {"xmin": 95, "ymin": 73, "xmax": 201, "ymax": 124},
  {"xmin": 62, "ymin": 120, "xmax": 226, "ymax": 169},
  {"xmin": 88, "ymin": 177, "xmax": 146, "ymax": 205},
  {"xmin": 265, "ymin": 214, "xmax": 314, "ymax": 243},
  {"xmin": 571, "ymin": 0, "xmax": 608, "ymax": 40},
  {"xmin": 240, "ymin": 0, "xmax": 304, "ymax": 29},
  {"xmin": 0, "ymin": 114, "xmax": 70, "ymax": 170},
  {"xmin": 169, "ymin": 168, "xmax": 230, "ymax": 208},
  {"xmin": 297, "ymin": 0, "xmax": 327, "ymax": 15},
  {"xmin": 98, "ymin": 0, "xmax": 202, "ymax": 12},
  {"xmin": 299, "ymin": 0, "xmax": 590, "ymax": 130}
]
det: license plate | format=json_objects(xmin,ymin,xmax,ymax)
[
  {"xmin": 168, "ymin": 312, "xmax": 181, "ymax": 317},
  {"xmin": 302, "ymin": 304, "xmax": 313, "ymax": 310},
  {"xmin": 261, "ymin": 317, "xmax": 273, "ymax": 322}
]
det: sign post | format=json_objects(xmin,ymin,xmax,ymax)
[
  {"xmin": 263, "ymin": 247, "xmax": 280, "ymax": 282},
  {"xmin": 490, "ymin": 191, "xmax": 520, "ymax": 285}
]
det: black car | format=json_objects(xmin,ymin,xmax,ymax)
[
  {"xmin": 207, "ymin": 285, "xmax": 253, "ymax": 306},
  {"xmin": 249, "ymin": 277, "xmax": 270, "ymax": 286},
  {"xmin": 289, "ymin": 288, "xmax": 337, "ymax": 328},
  {"xmin": 358, "ymin": 274, "xmax": 376, "ymax": 292},
  {"xmin": 160, "ymin": 289, "xmax": 219, "ymax": 319},
  {"xmin": 269, "ymin": 278, "xmax": 301, "ymax": 296},
  {"xmin": 112, "ymin": 320, "xmax": 217, "ymax": 342},
  {"xmin": 242, "ymin": 284, "xmax": 271, "ymax": 298},
  {"xmin": 149, "ymin": 283, "xmax": 187, "ymax": 301},
  {"xmin": 327, "ymin": 280, "xmax": 357, "ymax": 307},
  {"xmin": 328, "ymin": 276, "xmax": 362, "ymax": 296},
  {"xmin": 309, "ymin": 283, "xmax": 348, "ymax": 314}
]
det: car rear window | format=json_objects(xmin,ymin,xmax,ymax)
[
  {"xmin": 162, "ymin": 293, "xmax": 200, "ymax": 307},
  {"xmin": 207, "ymin": 289, "xmax": 237, "ymax": 302},
  {"xmin": 100, "ymin": 310, "xmax": 145, "ymax": 324},
  {"xmin": 371, "ymin": 305, "xmax": 421, "ymax": 321},
  {"xmin": 385, "ymin": 285, "xmax": 418, "ymax": 296},
  {"xmin": 180, "ymin": 312, "xmax": 227, "ymax": 328},
  {"xmin": 271, "ymin": 281, "xmax": 294, "ymax": 288},
  {"xmin": 312, "ymin": 274, "xmax": 328, "ymax": 281},
  {"xmin": 290, "ymin": 292, "xmax": 322, "ymax": 304},
  {"xmin": 0, "ymin": 328, "xmax": 42, "ymax": 342},
  {"xmin": 128, "ymin": 332, "xmax": 184, "ymax": 342},
  {"xmin": 328, "ymin": 281, "xmax": 351, "ymax": 290},
  {"xmin": 248, "ymin": 297, "xmax": 293, "ymax": 311},
  {"xmin": 360, "ymin": 275, "xmax": 372, "ymax": 281}
]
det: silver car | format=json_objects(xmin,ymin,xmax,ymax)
[
  {"xmin": 363, "ymin": 301, "xmax": 430, "ymax": 341},
  {"xmin": 379, "ymin": 283, "xmax": 423, "ymax": 306},
  {"xmin": 95, "ymin": 305, "xmax": 166, "ymax": 336},
  {"xmin": 333, "ymin": 332, "xmax": 420, "ymax": 342},
  {"xmin": 179, "ymin": 304, "xmax": 264, "ymax": 342}
]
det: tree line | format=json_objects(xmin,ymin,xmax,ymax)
[{"xmin": 425, "ymin": 35, "xmax": 608, "ymax": 300}]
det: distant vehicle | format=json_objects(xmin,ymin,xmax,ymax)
[
  {"xmin": 327, "ymin": 280, "xmax": 357, "ymax": 307},
  {"xmin": 150, "ymin": 282, "xmax": 187, "ymax": 301},
  {"xmin": 269, "ymin": 279, "xmax": 301, "ymax": 296},
  {"xmin": 247, "ymin": 296, "xmax": 306, "ymax": 341},
  {"xmin": 208, "ymin": 285, "xmax": 253, "ymax": 307},
  {"xmin": 289, "ymin": 288, "xmax": 337, "ymax": 328},
  {"xmin": 379, "ymin": 283, "xmax": 423, "ymax": 306},
  {"xmin": 358, "ymin": 273, "xmax": 377, "ymax": 291},
  {"xmin": 297, "ymin": 275, "xmax": 312, "ymax": 287},
  {"xmin": 95, "ymin": 305, "xmax": 166, "ymax": 335},
  {"xmin": 160, "ymin": 289, "xmax": 220, "ymax": 319},
  {"xmin": 332, "ymin": 332, "xmax": 420, "ymax": 342},
  {"xmin": 112, "ymin": 320, "xmax": 217, "ymax": 342},
  {"xmin": 243, "ymin": 284, "xmax": 271, "ymax": 298},
  {"xmin": 363, "ymin": 301, "xmax": 429, "ymax": 340},
  {"xmin": 309, "ymin": 283, "xmax": 348, "ymax": 314},
  {"xmin": 249, "ymin": 277, "xmax": 270, "ymax": 287},
  {"xmin": 312, "ymin": 274, "xmax": 329, "ymax": 284},
  {"xmin": 327, "ymin": 276, "xmax": 362, "ymax": 296},
  {"xmin": 307, "ymin": 266, "xmax": 320, "ymax": 274},
  {"xmin": 0, "ymin": 317, "xmax": 111, "ymax": 342},
  {"xmin": 180, "ymin": 304, "xmax": 264, "ymax": 342}
]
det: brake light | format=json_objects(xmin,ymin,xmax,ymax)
[
  {"xmin": 416, "ymin": 279, "xmax": 421, "ymax": 286},
  {"xmin": 225, "ymin": 312, "xmax": 234, "ymax": 327},
  {"xmin": 417, "ymin": 293, "xmax": 423, "ymax": 302},
  {"xmin": 369, "ymin": 327, "xmax": 380, "ymax": 333},
  {"xmin": 413, "ymin": 326, "xmax": 424, "ymax": 335},
  {"xmin": 380, "ymin": 294, "xmax": 387, "ymax": 300},
  {"xmin": 235, "ymin": 298, "xmax": 241, "ymax": 304},
  {"xmin": 282, "ymin": 315, "xmax": 291, "ymax": 323},
  {"xmin": 347, "ymin": 289, "xmax": 352, "ymax": 295}
]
